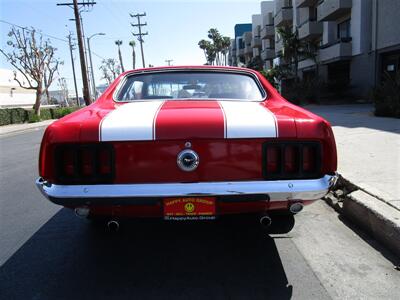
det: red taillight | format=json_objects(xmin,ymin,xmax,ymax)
[
  {"xmin": 81, "ymin": 148, "xmax": 93, "ymax": 176},
  {"xmin": 284, "ymin": 146, "xmax": 298, "ymax": 173},
  {"xmin": 266, "ymin": 146, "xmax": 280, "ymax": 173},
  {"xmin": 263, "ymin": 142, "xmax": 321, "ymax": 179},
  {"xmin": 98, "ymin": 148, "xmax": 112, "ymax": 175},
  {"xmin": 63, "ymin": 148, "xmax": 75, "ymax": 176},
  {"xmin": 55, "ymin": 144, "xmax": 114, "ymax": 184},
  {"xmin": 303, "ymin": 145, "xmax": 316, "ymax": 172}
]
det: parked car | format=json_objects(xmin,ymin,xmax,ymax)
[{"xmin": 36, "ymin": 66, "xmax": 338, "ymax": 232}]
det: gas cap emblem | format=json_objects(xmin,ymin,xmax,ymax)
[{"xmin": 177, "ymin": 149, "xmax": 199, "ymax": 172}]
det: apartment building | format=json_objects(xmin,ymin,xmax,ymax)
[
  {"xmin": 228, "ymin": 23, "xmax": 252, "ymax": 67},
  {"xmin": 228, "ymin": 0, "xmax": 400, "ymax": 98},
  {"xmin": 260, "ymin": 1, "xmax": 276, "ymax": 69}
]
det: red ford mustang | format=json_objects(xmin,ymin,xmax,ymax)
[{"xmin": 36, "ymin": 66, "xmax": 337, "ymax": 232}]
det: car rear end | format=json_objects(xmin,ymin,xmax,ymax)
[{"xmin": 36, "ymin": 67, "xmax": 338, "ymax": 230}]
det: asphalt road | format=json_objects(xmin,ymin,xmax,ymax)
[{"xmin": 0, "ymin": 128, "xmax": 399, "ymax": 300}]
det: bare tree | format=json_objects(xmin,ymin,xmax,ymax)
[
  {"xmin": 0, "ymin": 27, "xmax": 61, "ymax": 116},
  {"xmin": 99, "ymin": 58, "xmax": 121, "ymax": 85},
  {"xmin": 115, "ymin": 40, "xmax": 125, "ymax": 72},
  {"xmin": 129, "ymin": 40, "xmax": 136, "ymax": 69}
]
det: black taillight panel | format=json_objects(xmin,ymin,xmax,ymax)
[
  {"xmin": 262, "ymin": 141, "xmax": 322, "ymax": 180},
  {"xmin": 54, "ymin": 143, "xmax": 115, "ymax": 184}
]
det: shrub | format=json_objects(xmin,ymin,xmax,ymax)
[
  {"xmin": 0, "ymin": 109, "xmax": 12, "ymax": 126},
  {"xmin": 372, "ymin": 71, "xmax": 400, "ymax": 118},
  {"xmin": 28, "ymin": 113, "xmax": 41, "ymax": 123},
  {"xmin": 0, "ymin": 106, "xmax": 80, "ymax": 126}
]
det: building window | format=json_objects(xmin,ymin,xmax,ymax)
[{"xmin": 337, "ymin": 19, "xmax": 351, "ymax": 40}]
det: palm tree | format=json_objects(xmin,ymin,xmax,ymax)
[
  {"xmin": 276, "ymin": 26, "xmax": 317, "ymax": 82},
  {"xmin": 221, "ymin": 36, "xmax": 231, "ymax": 66},
  {"xmin": 129, "ymin": 40, "xmax": 136, "ymax": 69},
  {"xmin": 115, "ymin": 40, "xmax": 125, "ymax": 72}
]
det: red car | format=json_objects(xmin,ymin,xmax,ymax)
[{"xmin": 36, "ymin": 66, "xmax": 337, "ymax": 232}]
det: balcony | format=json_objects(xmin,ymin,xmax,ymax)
[
  {"xmin": 298, "ymin": 58, "xmax": 316, "ymax": 70},
  {"xmin": 251, "ymin": 37, "xmax": 262, "ymax": 48},
  {"xmin": 297, "ymin": 0, "xmax": 318, "ymax": 8},
  {"xmin": 298, "ymin": 20, "xmax": 323, "ymax": 40},
  {"xmin": 274, "ymin": 7, "xmax": 293, "ymax": 27},
  {"xmin": 261, "ymin": 49, "xmax": 276, "ymax": 61},
  {"xmin": 319, "ymin": 39, "xmax": 352, "ymax": 63},
  {"xmin": 317, "ymin": 0, "xmax": 352, "ymax": 22},
  {"xmin": 261, "ymin": 25, "xmax": 275, "ymax": 39}
]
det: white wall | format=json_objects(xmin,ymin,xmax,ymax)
[{"xmin": 0, "ymin": 69, "xmax": 35, "ymax": 107}]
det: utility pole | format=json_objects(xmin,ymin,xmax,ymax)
[
  {"xmin": 165, "ymin": 59, "xmax": 173, "ymax": 66},
  {"xmin": 87, "ymin": 33, "xmax": 105, "ymax": 100},
  {"xmin": 130, "ymin": 12, "xmax": 148, "ymax": 68},
  {"xmin": 68, "ymin": 32, "xmax": 80, "ymax": 106},
  {"xmin": 57, "ymin": 0, "xmax": 96, "ymax": 106}
]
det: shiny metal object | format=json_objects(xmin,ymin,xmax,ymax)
[
  {"xmin": 260, "ymin": 215, "xmax": 272, "ymax": 227},
  {"xmin": 36, "ymin": 175, "xmax": 338, "ymax": 206},
  {"xmin": 289, "ymin": 202, "xmax": 304, "ymax": 214},
  {"xmin": 177, "ymin": 149, "xmax": 199, "ymax": 172}
]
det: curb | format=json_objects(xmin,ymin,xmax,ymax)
[
  {"xmin": 324, "ymin": 175, "xmax": 400, "ymax": 257},
  {"xmin": 0, "ymin": 120, "xmax": 55, "ymax": 137}
]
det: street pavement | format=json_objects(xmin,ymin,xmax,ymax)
[
  {"xmin": 306, "ymin": 104, "xmax": 400, "ymax": 209},
  {"xmin": 1, "ymin": 127, "xmax": 400, "ymax": 299}
]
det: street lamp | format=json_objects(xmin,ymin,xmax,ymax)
[{"xmin": 87, "ymin": 32, "xmax": 105, "ymax": 100}]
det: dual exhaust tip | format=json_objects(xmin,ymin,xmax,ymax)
[
  {"xmin": 74, "ymin": 207, "xmax": 120, "ymax": 232},
  {"xmin": 76, "ymin": 202, "xmax": 304, "ymax": 231}
]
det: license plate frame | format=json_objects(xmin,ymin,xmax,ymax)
[{"xmin": 163, "ymin": 197, "xmax": 216, "ymax": 221}]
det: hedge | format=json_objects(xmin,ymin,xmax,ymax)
[{"xmin": 0, "ymin": 107, "xmax": 80, "ymax": 126}]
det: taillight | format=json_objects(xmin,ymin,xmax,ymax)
[
  {"xmin": 266, "ymin": 146, "xmax": 280, "ymax": 173},
  {"xmin": 302, "ymin": 145, "xmax": 316, "ymax": 172},
  {"xmin": 54, "ymin": 143, "xmax": 114, "ymax": 184},
  {"xmin": 263, "ymin": 142, "xmax": 321, "ymax": 179},
  {"xmin": 284, "ymin": 145, "xmax": 299, "ymax": 173}
]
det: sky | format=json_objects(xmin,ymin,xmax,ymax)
[{"xmin": 0, "ymin": 0, "xmax": 262, "ymax": 95}]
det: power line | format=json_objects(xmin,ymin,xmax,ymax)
[
  {"xmin": 0, "ymin": 19, "xmax": 68, "ymax": 43},
  {"xmin": 57, "ymin": 0, "xmax": 96, "ymax": 105}
]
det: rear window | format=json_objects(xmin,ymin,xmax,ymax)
[{"xmin": 115, "ymin": 71, "xmax": 265, "ymax": 101}]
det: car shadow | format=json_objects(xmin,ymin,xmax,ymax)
[{"xmin": 0, "ymin": 209, "xmax": 293, "ymax": 300}]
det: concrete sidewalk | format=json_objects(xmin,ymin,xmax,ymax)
[
  {"xmin": 306, "ymin": 104, "xmax": 400, "ymax": 209},
  {"xmin": 0, "ymin": 120, "xmax": 55, "ymax": 137},
  {"xmin": 306, "ymin": 104, "xmax": 400, "ymax": 256}
]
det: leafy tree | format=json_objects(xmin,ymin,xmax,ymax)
[
  {"xmin": 115, "ymin": 40, "xmax": 125, "ymax": 72},
  {"xmin": 99, "ymin": 58, "xmax": 121, "ymax": 85},
  {"xmin": 198, "ymin": 28, "xmax": 231, "ymax": 66},
  {"xmin": 129, "ymin": 40, "xmax": 136, "ymax": 69},
  {"xmin": 0, "ymin": 27, "xmax": 61, "ymax": 116}
]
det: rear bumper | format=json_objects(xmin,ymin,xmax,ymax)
[{"xmin": 36, "ymin": 174, "xmax": 338, "ymax": 207}]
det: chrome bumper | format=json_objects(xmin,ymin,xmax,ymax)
[{"xmin": 36, "ymin": 175, "xmax": 338, "ymax": 206}]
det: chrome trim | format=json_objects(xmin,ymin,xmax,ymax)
[
  {"xmin": 112, "ymin": 68, "xmax": 267, "ymax": 103},
  {"xmin": 177, "ymin": 149, "xmax": 199, "ymax": 172},
  {"xmin": 36, "ymin": 175, "xmax": 338, "ymax": 206}
]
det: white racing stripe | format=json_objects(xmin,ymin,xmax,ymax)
[
  {"xmin": 219, "ymin": 101, "xmax": 278, "ymax": 138},
  {"xmin": 100, "ymin": 101, "xmax": 164, "ymax": 141}
]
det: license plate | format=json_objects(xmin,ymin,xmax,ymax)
[{"xmin": 163, "ymin": 197, "xmax": 216, "ymax": 221}]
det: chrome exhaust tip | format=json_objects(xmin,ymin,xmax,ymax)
[
  {"xmin": 74, "ymin": 206, "xmax": 90, "ymax": 218},
  {"xmin": 260, "ymin": 215, "xmax": 272, "ymax": 227},
  {"xmin": 107, "ymin": 220, "xmax": 120, "ymax": 232},
  {"xmin": 289, "ymin": 202, "xmax": 304, "ymax": 214}
]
